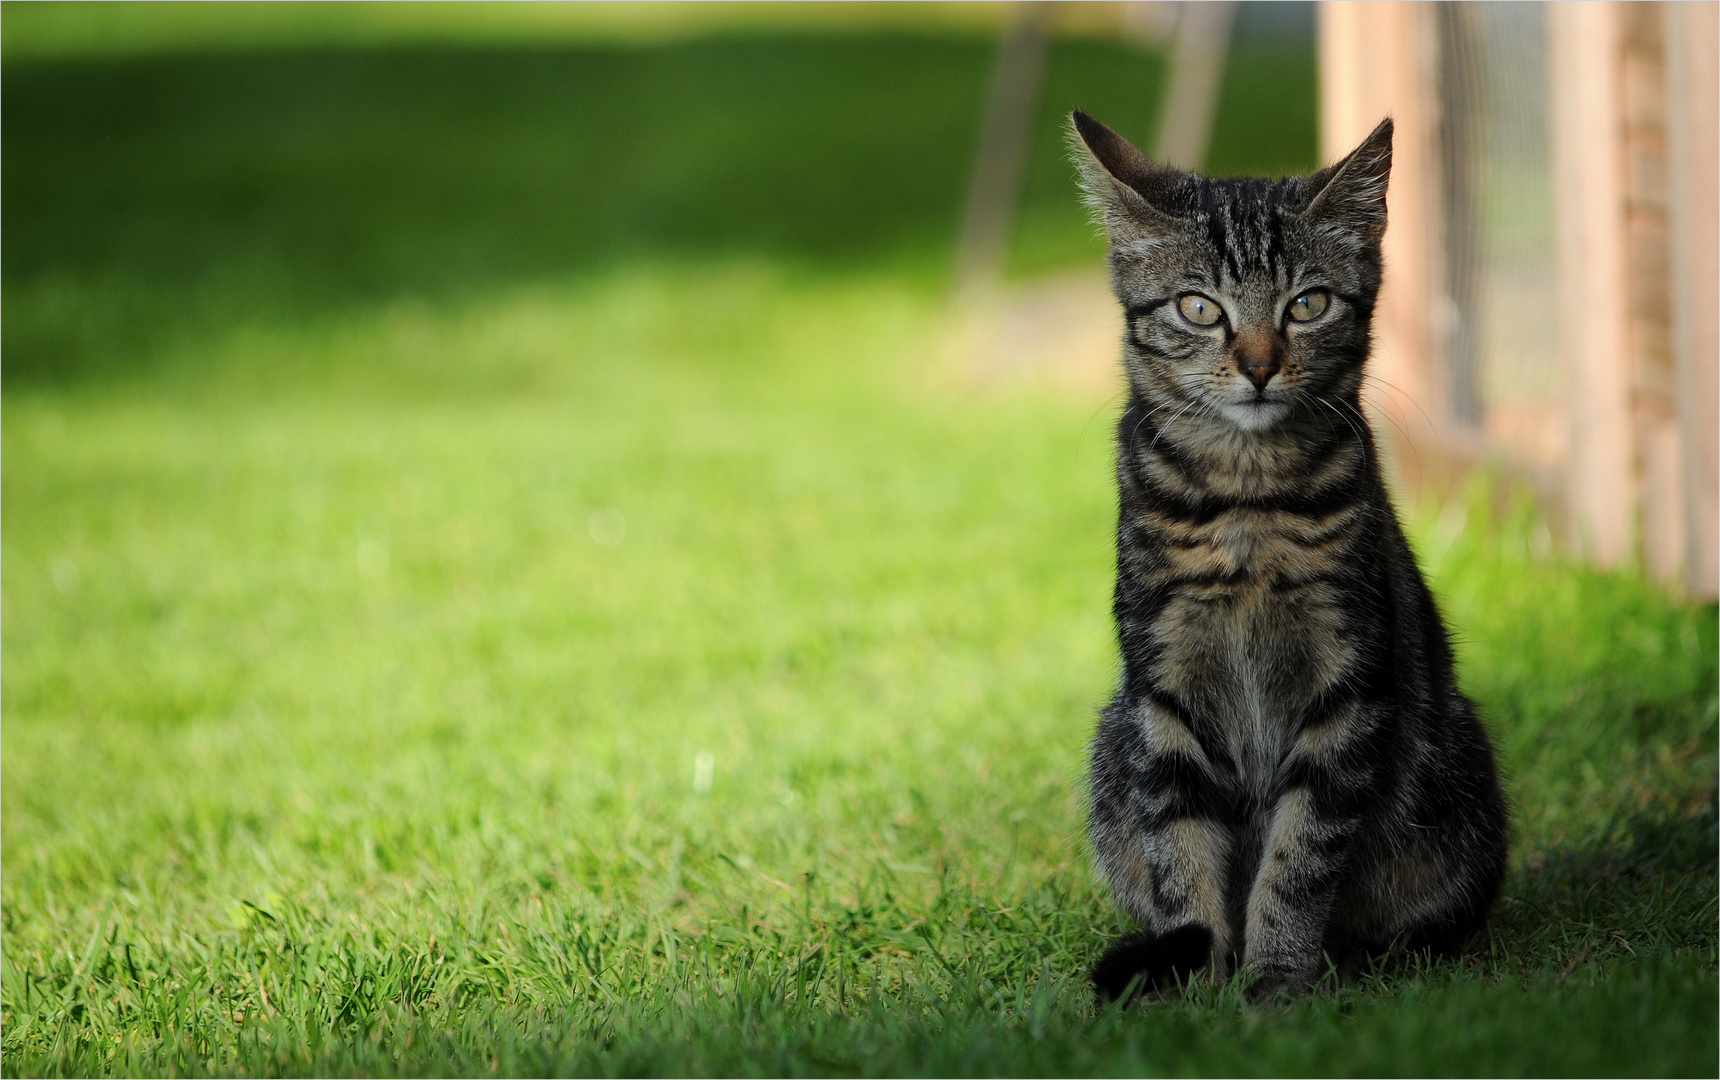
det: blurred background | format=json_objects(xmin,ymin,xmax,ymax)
[
  {"xmin": 1, "ymin": 1, "xmax": 1314, "ymax": 382},
  {"xmin": 7, "ymin": 1, "xmax": 1713, "ymax": 588},
  {"xmin": 3, "ymin": 5, "xmax": 1716, "ymax": 1073},
  {"xmin": 1321, "ymin": 1, "xmax": 1717, "ymax": 599}
]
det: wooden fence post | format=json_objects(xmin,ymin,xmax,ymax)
[
  {"xmin": 1549, "ymin": 0, "xmax": 1717, "ymax": 592},
  {"xmin": 1154, "ymin": 2, "xmax": 1236, "ymax": 170},
  {"xmin": 953, "ymin": 2, "xmax": 1053, "ymax": 297},
  {"xmin": 1667, "ymin": 1, "xmax": 1719, "ymax": 598},
  {"xmin": 1318, "ymin": 1, "xmax": 1452, "ymax": 490},
  {"xmin": 1316, "ymin": 1, "xmax": 1715, "ymax": 590},
  {"xmin": 1549, "ymin": 2, "xmax": 1636, "ymax": 567}
]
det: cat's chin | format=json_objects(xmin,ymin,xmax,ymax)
[{"xmin": 1218, "ymin": 399, "xmax": 1290, "ymax": 433}]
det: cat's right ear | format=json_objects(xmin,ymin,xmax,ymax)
[{"xmin": 1069, "ymin": 110, "xmax": 1188, "ymax": 240}]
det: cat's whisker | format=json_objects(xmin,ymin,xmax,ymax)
[
  {"xmin": 1301, "ymin": 390, "xmax": 1367, "ymax": 449},
  {"xmin": 1359, "ymin": 390, "xmax": 1425, "ymax": 477},
  {"xmin": 1076, "ymin": 389, "xmax": 1128, "ymax": 458},
  {"xmin": 1149, "ymin": 399, "xmax": 1202, "ymax": 451},
  {"xmin": 1129, "ymin": 385, "xmax": 1205, "ymax": 446},
  {"xmin": 1362, "ymin": 373, "xmax": 1441, "ymax": 438},
  {"xmin": 1326, "ymin": 396, "xmax": 1380, "ymax": 467}
]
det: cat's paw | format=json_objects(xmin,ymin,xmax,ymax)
[{"xmin": 1240, "ymin": 961, "xmax": 1316, "ymax": 1004}]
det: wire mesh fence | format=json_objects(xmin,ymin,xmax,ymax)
[{"xmin": 1441, "ymin": 2, "xmax": 1563, "ymax": 472}]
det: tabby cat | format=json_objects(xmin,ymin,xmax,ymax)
[{"xmin": 1071, "ymin": 112, "xmax": 1508, "ymax": 1002}]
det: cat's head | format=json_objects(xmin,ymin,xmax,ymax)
[{"xmin": 1071, "ymin": 111, "xmax": 1391, "ymax": 435}]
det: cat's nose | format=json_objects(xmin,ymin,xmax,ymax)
[{"xmin": 1234, "ymin": 335, "xmax": 1282, "ymax": 390}]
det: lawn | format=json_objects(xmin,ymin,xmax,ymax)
[{"xmin": 2, "ymin": 8, "xmax": 1715, "ymax": 1077}]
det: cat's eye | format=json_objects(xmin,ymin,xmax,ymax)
[
  {"xmin": 1177, "ymin": 294, "xmax": 1223, "ymax": 326},
  {"xmin": 1287, "ymin": 290, "xmax": 1330, "ymax": 322}
]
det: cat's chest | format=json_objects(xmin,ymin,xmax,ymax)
[{"xmin": 1143, "ymin": 509, "xmax": 1357, "ymax": 785}]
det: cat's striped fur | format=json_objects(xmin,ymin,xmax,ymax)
[{"xmin": 1071, "ymin": 112, "xmax": 1508, "ymax": 1002}]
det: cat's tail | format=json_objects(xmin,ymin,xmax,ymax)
[{"xmin": 1090, "ymin": 925, "xmax": 1214, "ymax": 1003}]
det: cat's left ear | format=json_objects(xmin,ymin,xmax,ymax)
[{"xmin": 1299, "ymin": 117, "xmax": 1393, "ymax": 245}]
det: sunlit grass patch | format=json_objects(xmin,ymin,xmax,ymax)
[{"xmin": 3, "ymin": 262, "xmax": 1715, "ymax": 1076}]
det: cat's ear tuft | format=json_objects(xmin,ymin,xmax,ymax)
[
  {"xmin": 1069, "ymin": 110, "xmax": 1188, "ymax": 238},
  {"xmin": 1300, "ymin": 117, "xmax": 1393, "ymax": 244}
]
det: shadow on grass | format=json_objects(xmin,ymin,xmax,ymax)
[
  {"xmin": 2, "ymin": 33, "xmax": 1316, "ymax": 390},
  {"xmin": 19, "ymin": 946, "xmax": 1715, "ymax": 1078},
  {"xmin": 1491, "ymin": 790, "xmax": 1719, "ymax": 971}
]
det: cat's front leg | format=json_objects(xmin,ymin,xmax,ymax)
[
  {"xmin": 1242, "ymin": 696, "xmax": 1383, "ymax": 997},
  {"xmin": 1091, "ymin": 700, "xmax": 1237, "ymax": 994},
  {"xmin": 1241, "ymin": 785, "xmax": 1359, "ymax": 998}
]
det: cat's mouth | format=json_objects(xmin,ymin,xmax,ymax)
[{"xmin": 1218, "ymin": 395, "xmax": 1290, "ymax": 432}]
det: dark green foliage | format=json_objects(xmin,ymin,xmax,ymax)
[{"xmin": 3, "ymin": 31, "xmax": 1316, "ymax": 387}]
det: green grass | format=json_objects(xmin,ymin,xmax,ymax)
[
  {"xmin": 3, "ymin": 13, "xmax": 1715, "ymax": 1077},
  {"xmin": 5, "ymin": 262, "xmax": 1715, "ymax": 1077}
]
